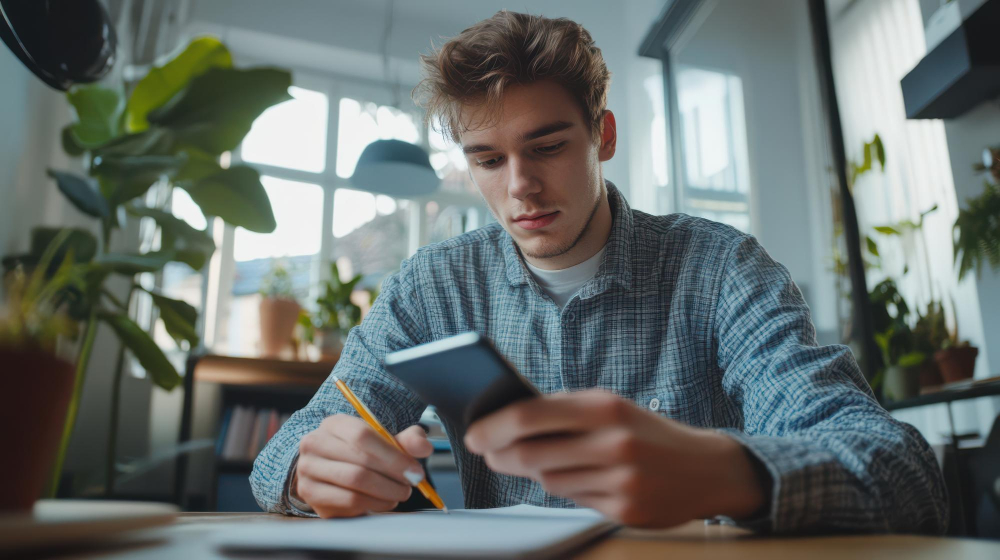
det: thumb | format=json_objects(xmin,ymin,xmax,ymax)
[{"xmin": 396, "ymin": 424, "xmax": 434, "ymax": 459}]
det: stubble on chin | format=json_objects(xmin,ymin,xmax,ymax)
[{"xmin": 517, "ymin": 189, "xmax": 603, "ymax": 261}]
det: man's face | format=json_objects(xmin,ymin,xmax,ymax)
[{"xmin": 458, "ymin": 80, "xmax": 616, "ymax": 266}]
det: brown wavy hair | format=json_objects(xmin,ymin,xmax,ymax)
[{"xmin": 413, "ymin": 10, "xmax": 611, "ymax": 144}]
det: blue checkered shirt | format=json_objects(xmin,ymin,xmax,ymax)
[{"xmin": 251, "ymin": 181, "xmax": 948, "ymax": 534}]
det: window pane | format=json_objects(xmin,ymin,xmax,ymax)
[
  {"xmin": 331, "ymin": 197, "xmax": 410, "ymax": 291},
  {"xmin": 428, "ymin": 120, "xmax": 479, "ymax": 196},
  {"xmin": 336, "ymin": 98, "xmax": 420, "ymax": 179},
  {"xmin": 241, "ymin": 86, "xmax": 328, "ymax": 173},
  {"xmin": 677, "ymin": 67, "xmax": 750, "ymax": 193},
  {"xmin": 234, "ymin": 177, "xmax": 324, "ymax": 262}
]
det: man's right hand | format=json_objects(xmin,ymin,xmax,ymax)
[{"xmin": 294, "ymin": 414, "xmax": 433, "ymax": 518}]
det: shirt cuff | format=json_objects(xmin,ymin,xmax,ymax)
[{"xmin": 284, "ymin": 454, "xmax": 318, "ymax": 517}]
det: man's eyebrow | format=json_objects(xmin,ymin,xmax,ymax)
[{"xmin": 461, "ymin": 121, "xmax": 575, "ymax": 154}]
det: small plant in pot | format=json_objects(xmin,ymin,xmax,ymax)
[
  {"xmin": 935, "ymin": 320, "xmax": 978, "ymax": 384},
  {"xmin": 298, "ymin": 262, "xmax": 363, "ymax": 359},
  {"xmin": 258, "ymin": 261, "xmax": 301, "ymax": 359},
  {"xmin": 869, "ymin": 278, "xmax": 925, "ymax": 401},
  {"xmin": 0, "ymin": 239, "xmax": 79, "ymax": 511},
  {"xmin": 912, "ymin": 300, "xmax": 947, "ymax": 388}
]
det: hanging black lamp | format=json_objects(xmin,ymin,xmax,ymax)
[{"xmin": 0, "ymin": 0, "xmax": 117, "ymax": 91}]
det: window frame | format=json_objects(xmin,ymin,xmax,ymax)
[{"xmin": 164, "ymin": 61, "xmax": 488, "ymax": 355}]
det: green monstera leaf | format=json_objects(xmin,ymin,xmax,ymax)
[
  {"xmin": 148, "ymin": 67, "xmax": 292, "ymax": 154},
  {"xmin": 181, "ymin": 166, "xmax": 276, "ymax": 233},
  {"xmin": 126, "ymin": 36, "xmax": 233, "ymax": 132}
]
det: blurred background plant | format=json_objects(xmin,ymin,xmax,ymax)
[
  {"xmin": 954, "ymin": 146, "xmax": 1000, "ymax": 281},
  {"xmin": 298, "ymin": 262, "xmax": 362, "ymax": 359},
  {"xmin": 1, "ymin": 36, "xmax": 290, "ymax": 498}
]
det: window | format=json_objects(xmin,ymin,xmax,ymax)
[
  {"xmin": 675, "ymin": 66, "xmax": 752, "ymax": 232},
  {"xmin": 157, "ymin": 74, "xmax": 489, "ymax": 358}
]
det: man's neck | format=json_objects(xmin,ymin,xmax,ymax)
[{"xmin": 523, "ymin": 191, "xmax": 613, "ymax": 271}]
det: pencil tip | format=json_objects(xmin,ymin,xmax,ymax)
[{"xmin": 443, "ymin": 506, "xmax": 450, "ymax": 514}]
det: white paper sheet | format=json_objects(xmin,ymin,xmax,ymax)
[{"xmin": 213, "ymin": 505, "xmax": 617, "ymax": 559}]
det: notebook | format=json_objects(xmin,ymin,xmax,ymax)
[{"xmin": 213, "ymin": 504, "xmax": 619, "ymax": 559}]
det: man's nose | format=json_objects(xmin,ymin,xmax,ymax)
[{"xmin": 506, "ymin": 156, "xmax": 541, "ymax": 201}]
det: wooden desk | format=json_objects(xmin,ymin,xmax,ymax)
[{"xmin": 43, "ymin": 513, "xmax": 1000, "ymax": 559}]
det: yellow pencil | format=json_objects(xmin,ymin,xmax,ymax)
[{"xmin": 332, "ymin": 376, "xmax": 448, "ymax": 513}]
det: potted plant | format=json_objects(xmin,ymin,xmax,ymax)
[
  {"xmin": 258, "ymin": 262, "xmax": 301, "ymax": 358},
  {"xmin": 0, "ymin": 236, "xmax": 79, "ymax": 511},
  {"xmin": 298, "ymin": 262, "xmax": 363, "ymax": 359},
  {"xmin": 935, "ymin": 317, "xmax": 978, "ymax": 384},
  {"xmin": 912, "ymin": 300, "xmax": 947, "ymax": 388},
  {"xmin": 869, "ymin": 278, "xmax": 925, "ymax": 401},
  {"xmin": 1, "ymin": 36, "xmax": 289, "ymax": 498}
]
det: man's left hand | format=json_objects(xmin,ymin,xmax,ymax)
[{"xmin": 463, "ymin": 389, "xmax": 767, "ymax": 528}]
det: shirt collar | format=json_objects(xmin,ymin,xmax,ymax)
[{"xmin": 503, "ymin": 179, "xmax": 634, "ymax": 296}]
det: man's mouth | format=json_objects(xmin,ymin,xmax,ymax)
[{"xmin": 513, "ymin": 211, "xmax": 559, "ymax": 230}]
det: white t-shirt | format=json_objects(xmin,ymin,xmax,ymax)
[{"xmin": 524, "ymin": 246, "xmax": 607, "ymax": 310}]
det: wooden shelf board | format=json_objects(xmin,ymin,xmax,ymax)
[{"xmin": 192, "ymin": 354, "xmax": 338, "ymax": 388}]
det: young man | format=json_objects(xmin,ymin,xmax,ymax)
[{"xmin": 251, "ymin": 11, "xmax": 947, "ymax": 533}]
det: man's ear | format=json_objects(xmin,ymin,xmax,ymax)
[{"xmin": 598, "ymin": 110, "xmax": 617, "ymax": 162}]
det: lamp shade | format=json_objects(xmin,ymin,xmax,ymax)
[
  {"xmin": 0, "ymin": 0, "xmax": 117, "ymax": 91},
  {"xmin": 350, "ymin": 139, "xmax": 441, "ymax": 197}
]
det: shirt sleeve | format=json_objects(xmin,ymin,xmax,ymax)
[
  {"xmin": 713, "ymin": 235, "xmax": 949, "ymax": 534},
  {"xmin": 250, "ymin": 253, "xmax": 432, "ymax": 515}
]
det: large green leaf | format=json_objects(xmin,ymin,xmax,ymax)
[
  {"xmin": 128, "ymin": 206, "xmax": 215, "ymax": 270},
  {"xmin": 66, "ymin": 86, "xmax": 124, "ymax": 148},
  {"xmin": 94, "ymin": 128, "xmax": 175, "ymax": 158},
  {"xmin": 92, "ymin": 153, "xmax": 189, "ymax": 206},
  {"xmin": 28, "ymin": 227, "xmax": 98, "ymax": 265},
  {"xmin": 148, "ymin": 67, "xmax": 292, "ymax": 154},
  {"xmin": 99, "ymin": 311, "xmax": 182, "ymax": 391},
  {"xmin": 181, "ymin": 166, "xmax": 276, "ymax": 233},
  {"xmin": 126, "ymin": 37, "xmax": 233, "ymax": 132},
  {"xmin": 147, "ymin": 291, "xmax": 199, "ymax": 347},
  {"xmin": 174, "ymin": 149, "xmax": 224, "ymax": 183},
  {"xmin": 93, "ymin": 251, "xmax": 176, "ymax": 276},
  {"xmin": 47, "ymin": 170, "xmax": 109, "ymax": 218},
  {"xmin": 61, "ymin": 125, "xmax": 86, "ymax": 156}
]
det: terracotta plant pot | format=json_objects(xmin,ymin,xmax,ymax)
[
  {"xmin": 883, "ymin": 365, "xmax": 921, "ymax": 402},
  {"xmin": 935, "ymin": 346, "xmax": 979, "ymax": 384},
  {"xmin": 258, "ymin": 297, "xmax": 301, "ymax": 358},
  {"xmin": 0, "ymin": 346, "xmax": 74, "ymax": 511},
  {"xmin": 917, "ymin": 360, "xmax": 943, "ymax": 389}
]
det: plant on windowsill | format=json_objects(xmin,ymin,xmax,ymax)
[
  {"xmin": 298, "ymin": 261, "xmax": 363, "ymax": 360},
  {"xmin": 258, "ymin": 261, "xmax": 301, "ymax": 359},
  {"xmin": 869, "ymin": 278, "xmax": 926, "ymax": 401},
  {"xmin": 1, "ymin": 37, "xmax": 289, "ymax": 501}
]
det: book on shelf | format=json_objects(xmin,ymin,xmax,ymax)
[{"xmin": 219, "ymin": 405, "xmax": 293, "ymax": 463}]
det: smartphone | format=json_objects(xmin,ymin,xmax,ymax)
[{"xmin": 383, "ymin": 332, "xmax": 541, "ymax": 433}]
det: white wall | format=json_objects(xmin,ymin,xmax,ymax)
[
  {"xmin": 670, "ymin": 0, "xmax": 839, "ymax": 342},
  {"xmin": 0, "ymin": 48, "xmax": 31, "ymax": 257}
]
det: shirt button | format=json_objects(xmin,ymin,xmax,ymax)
[
  {"xmin": 565, "ymin": 312, "xmax": 576, "ymax": 322},
  {"xmin": 648, "ymin": 398, "xmax": 660, "ymax": 411}
]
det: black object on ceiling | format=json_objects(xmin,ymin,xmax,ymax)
[
  {"xmin": 0, "ymin": 0, "xmax": 117, "ymax": 91},
  {"xmin": 901, "ymin": 0, "xmax": 1000, "ymax": 120}
]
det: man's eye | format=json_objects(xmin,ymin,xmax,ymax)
[
  {"xmin": 477, "ymin": 156, "xmax": 503, "ymax": 169},
  {"xmin": 536, "ymin": 142, "xmax": 566, "ymax": 154}
]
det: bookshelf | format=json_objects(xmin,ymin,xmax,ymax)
[{"xmin": 175, "ymin": 354, "xmax": 337, "ymax": 510}]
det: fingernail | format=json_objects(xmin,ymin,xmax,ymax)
[{"xmin": 403, "ymin": 467, "xmax": 425, "ymax": 486}]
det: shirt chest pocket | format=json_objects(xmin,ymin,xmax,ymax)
[{"xmin": 632, "ymin": 381, "xmax": 713, "ymax": 428}]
